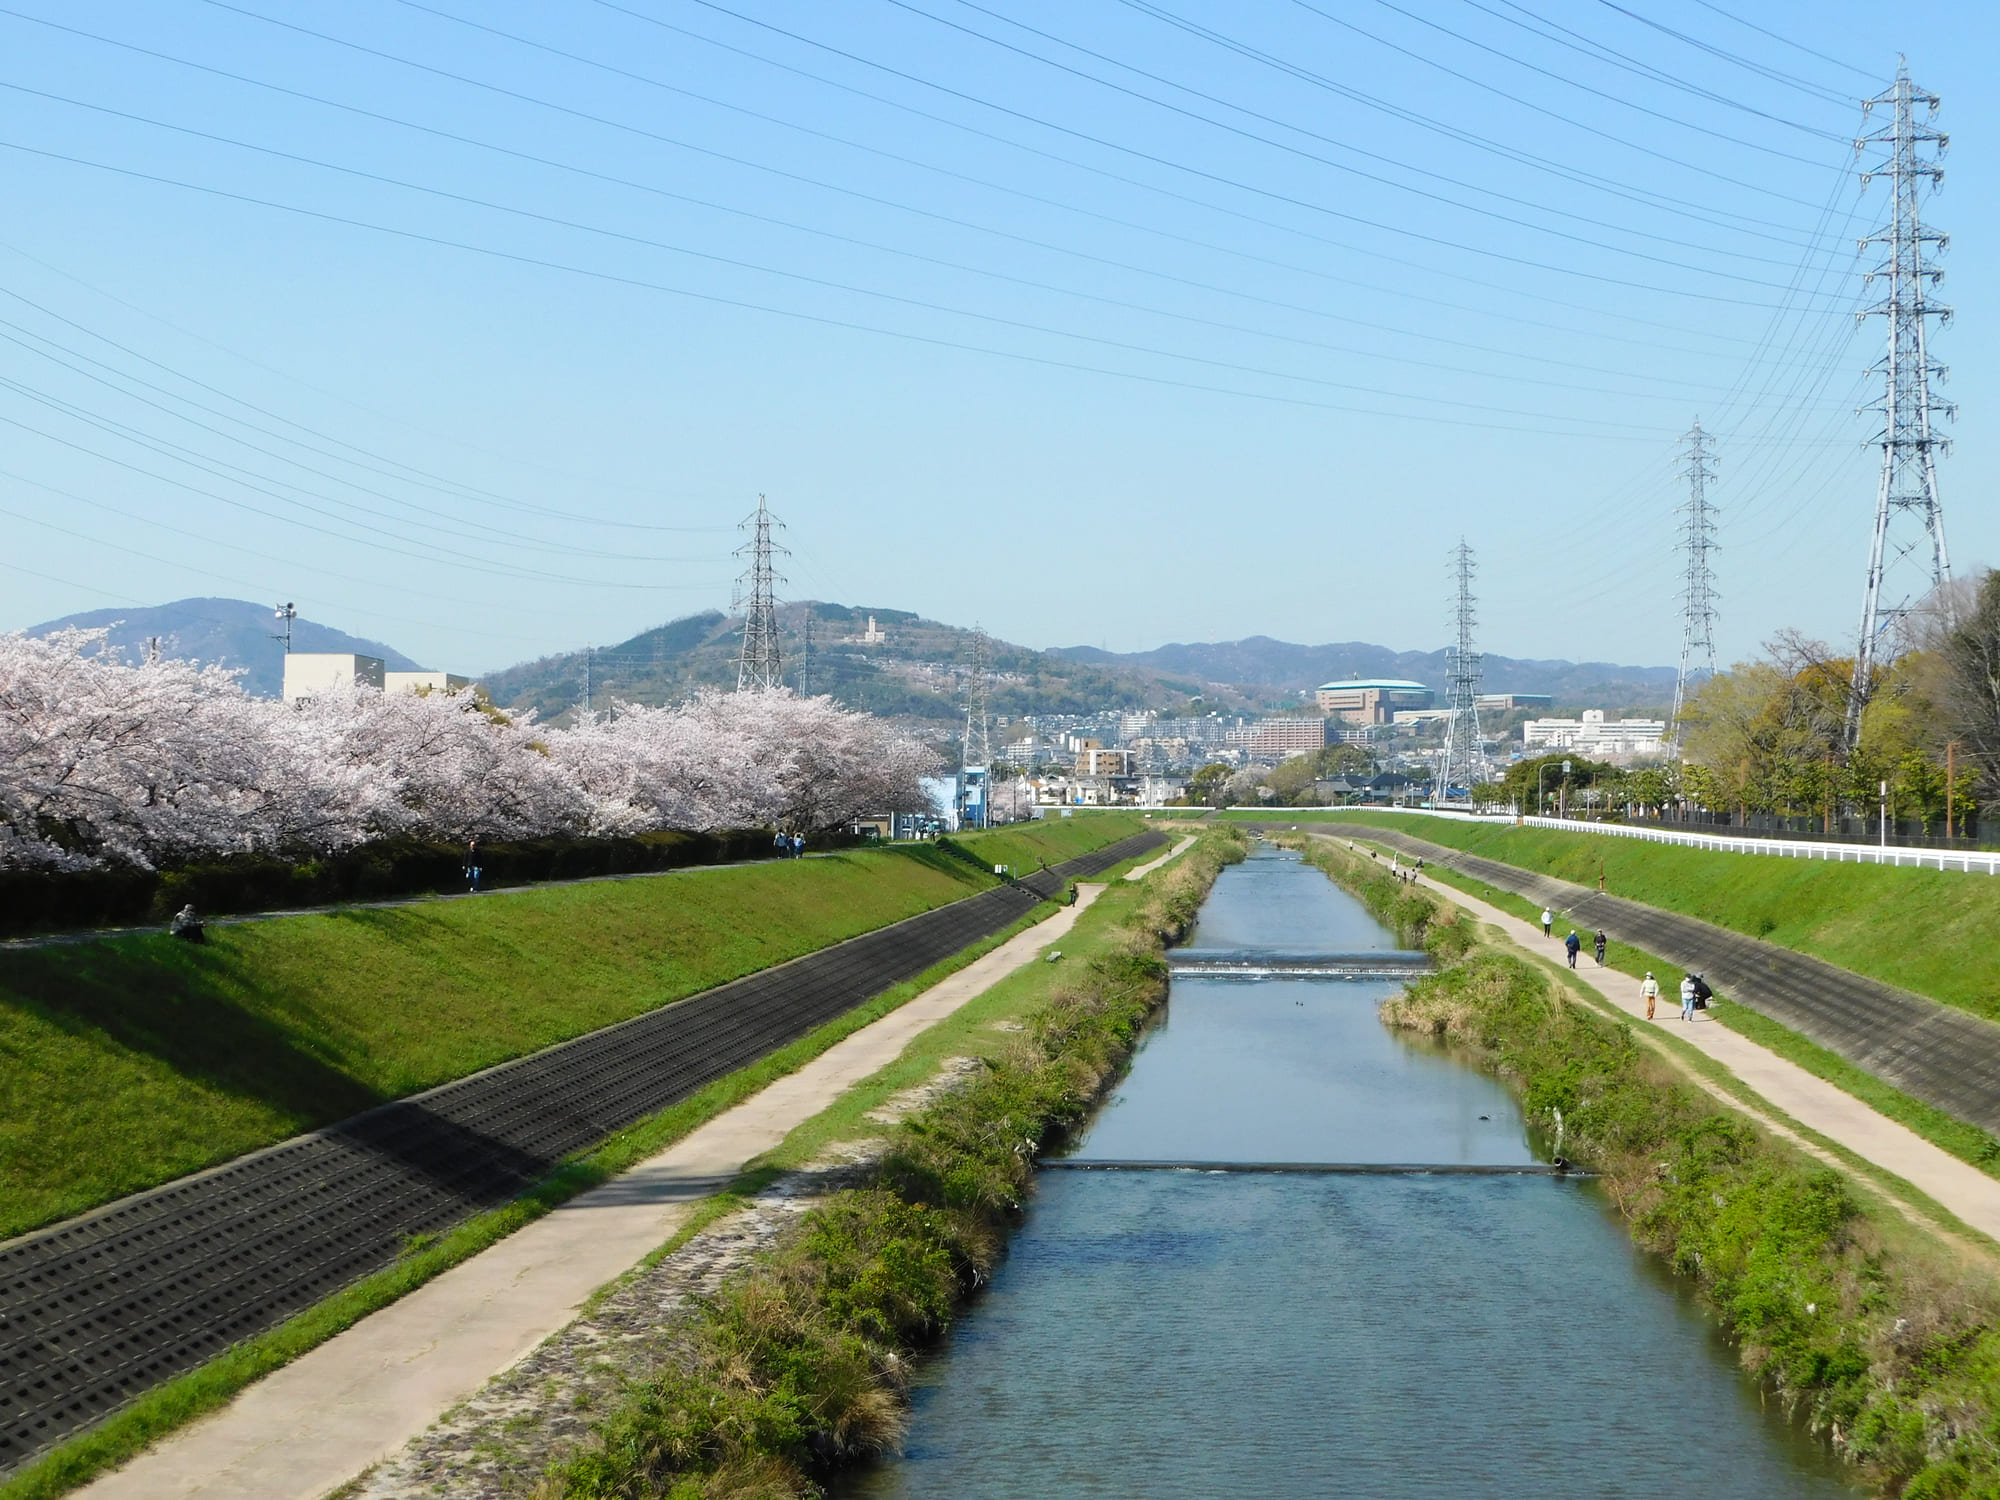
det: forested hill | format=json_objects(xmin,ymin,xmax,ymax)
[
  {"xmin": 1054, "ymin": 637, "xmax": 1677, "ymax": 709},
  {"xmin": 481, "ymin": 604, "xmax": 1215, "ymax": 723}
]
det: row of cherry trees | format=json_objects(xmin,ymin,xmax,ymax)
[{"xmin": 0, "ymin": 630, "xmax": 938, "ymax": 870}]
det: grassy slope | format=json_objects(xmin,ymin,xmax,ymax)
[
  {"xmin": 1328, "ymin": 831, "xmax": 2000, "ymax": 1192},
  {"xmin": 1315, "ymin": 810, "xmax": 2000, "ymax": 1022},
  {"xmin": 0, "ymin": 818, "xmax": 1141, "ymax": 1240}
]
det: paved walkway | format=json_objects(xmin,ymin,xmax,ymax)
[
  {"xmin": 76, "ymin": 883, "xmax": 1126, "ymax": 1500},
  {"xmin": 1124, "ymin": 835, "xmax": 1196, "ymax": 880},
  {"xmin": 1371, "ymin": 849, "xmax": 2000, "ymax": 1243}
]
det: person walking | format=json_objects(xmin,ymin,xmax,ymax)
[
  {"xmin": 1680, "ymin": 974, "xmax": 1697, "ymax": 1022},
  {"xmin": 1593, "ymin": 930, "xmax": 1607, "ymax": 967},
  {"xmin": 1641, "ymin": 972, "xmax": 1660, "ymax": 1020},
  {"xmin": 1564, "ymin": 930, "xmax": 1581, "ymax": 969},
  {"xmin": 1540, "ymin": 907, "xmax": 1554, "ymax": 938}
]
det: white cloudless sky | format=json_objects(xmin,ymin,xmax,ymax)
[{"xmin": 0, "ymin": 0, "xmax": 1994, "ymax": 675}]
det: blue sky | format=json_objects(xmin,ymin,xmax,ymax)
[{"xmin": 0, "ymin": 0, "xmax": 1994, "ymax": 676}]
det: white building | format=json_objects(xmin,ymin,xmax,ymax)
[
  {"xmin": 387, "ymin": 671, "xmax": 473, "ymax": 696},
  {"xmin": 861, "ymin": 614, "xmax": 888, "ymax": 644},
  {"xmin": 282, "ymin": 653, "xmax": 385, "ymax": 703},
  {"xmin": 1523, "ymin": 709, "xmax": 1667, "ymax": 758}
]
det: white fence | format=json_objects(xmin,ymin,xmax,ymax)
[{"xmin": 1304, "ymin": 806, "xmax": 2000, "ymax": 876}]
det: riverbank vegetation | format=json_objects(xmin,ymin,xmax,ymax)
[
  {"xmin": 1386, "ymin": 944, "xmax": 2000, "ymax": 1496},
  {"xmin": 541, "ymin": 827, "xmax": 1249, "ymax": 1499},
  {"xmin": 1324, "ymin": 809, "xmax": 2000, "ymax": 1023},
  {"xmin": 0, "ymin": 818, "xmax": 1142, "ymax": 1240}
]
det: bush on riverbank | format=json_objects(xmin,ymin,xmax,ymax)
[
  {"xmin": 543, "ymin": 828, "xmax": 1249, "ymax": 1499},
  {"xmin": 1385, "ymin": 949, "xmax": 2000, "ymax": 1495}
]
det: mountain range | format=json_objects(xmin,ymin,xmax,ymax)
[{"xmin": 21, "ymin": 598, "xmax": 1676, "ymax": 717}]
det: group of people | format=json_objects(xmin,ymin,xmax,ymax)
[
  {"xmin": 773, "ymin": 831, "xmax": 808, "ymax": 859},
  {"xmin": 1638, "ymin": 970, "xmax": 1714, "ymax": 1022},
  {"xmin": 1538, "ymin": 905, "xmax": 1716, "ymax": 1023}
]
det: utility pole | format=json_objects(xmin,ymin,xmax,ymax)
[
  {"xmin": 1847, "ymin": 63, "xmax": 1954, "ymax": 749},
  {"xmin": 582, "ymin": 645, "xmax": 593, "ymax": 715},
  {"xmin": 1669, "ymin": 419, "xmax": 1720, "ymax": 753},
  {"xmin": 958, "ymin": 627, "xmax": 992, "ymax": 831},
  {"xmin": 797, "ymin": 614, "xmax": 814, "ymax": 694},
  {"xmin": 1432, "ymin": 540, "xmax": 1485, "ymax": 807},
  {"xmin": 272, "ymin": 601, "xmax": 297, "ymax": 654},
  {"xmin": 733, "ymin": 495, "xmax": 787, "ymax": 691}
]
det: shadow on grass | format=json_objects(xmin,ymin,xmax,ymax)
[{"xmin": 0, "ymin": 934, "xmax": 384, "ymax": 1128}]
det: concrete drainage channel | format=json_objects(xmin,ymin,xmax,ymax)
[{"xmin": 0, "ymin": 829, "xmax": 1167, "ymax": 1476}]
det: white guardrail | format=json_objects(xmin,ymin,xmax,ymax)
[{"xmin": 1298, "ymin": 805, "xmax": 2000, "ymax": 876}]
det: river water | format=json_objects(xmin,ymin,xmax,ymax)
[{"xmin": 840, "ymin": 844, "xmax": 1855, "ymax": 1498}]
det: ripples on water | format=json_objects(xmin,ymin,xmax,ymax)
[{"xmin": 837, "ymin": 846, "xmax": 1858, "ymax": 1499}]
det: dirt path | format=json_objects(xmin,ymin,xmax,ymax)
[
  {"xmin": 75, "ymin": 885, "xmax": 1118, "ymax": 1500},
  {"xmin": 1384, "ymin": 854, "xmax": 2000, "ymax": 1242}
]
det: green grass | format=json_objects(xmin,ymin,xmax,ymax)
[
  {"xmin": 1337, "ymin": 834, "xmax": 2000, "ymax": 1193},
  {"xmin": 1323, "ymin": 809, "xmax": 2000, "ymax": 1023},
  {"xmin": 0, "ymin": 903, "xmax": 1058, "ymax": 1500},
  {"xmin": 0, "ymin": 820, "xmax": 1133, "ymax": 1241}
]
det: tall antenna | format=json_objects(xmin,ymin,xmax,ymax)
[
  {"xmin": 958, "ymin": 627, "xmax": 992, "ymax": 830},
  {"xmin": 582, "ymin": 645, "xmax": 593, "ymax": 715},
  {"xmin": 733, "ymin": 494, "xmax": 788, "ymax": 692},
  {"xmin": 797, "ymin": 613, "xmax": 815, "ymax": 694},
  {"xmin": 1669, "ymin": 419, "xmax": 1720, "ymax": 751},
  {"xmin": 272, "ymin": 601, "xmax": 296, "ymax": 654},
  {"xmin": 1432, "ymin": 540, "xmax": 1485, "ymax": 806},
  {"xmin": 1847, "ymin": 63, "xmax": 1954, "ymax": 747}
]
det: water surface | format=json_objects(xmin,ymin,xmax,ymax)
[{"xmin": 841, "ymin": 845, "xmax": 1855, "ymax": 1498}]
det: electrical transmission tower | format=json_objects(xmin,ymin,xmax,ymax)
[
  {"xmin": 1847, "ymin": 63, "xmax": 1954, "ymax": 747},
  {"xmin": 732, "ymin": 495, "xmax": 787, "ymax": 692},
  {"xmin": 1669, "ymin": 419, "xmax": 1720, "ymax": 751},
  {"xmin": 958, "ymin": 628, "xmax": 992, "ymax": 830},
  {"xmin": 1432, "ymin": 540, "xmax": 1485, "ymax": 807},
  {"xmin": 796, "ymin": 614, "xmax": 814, "ymax": 694}
]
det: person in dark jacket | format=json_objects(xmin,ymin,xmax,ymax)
[
  {"xmin": 1593, "ymin": 930, "xmax": 1607, "ymax": 967},
  {"xmin": 1564, "ymin": 930, "xmax": 1581, "ymax": 969},
  {"xmin": 170, "ymin": 904, "xmax": 205, "ymax": 943}
]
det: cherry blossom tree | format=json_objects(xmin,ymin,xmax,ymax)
[{"xmin": 0, "ymin": 631, "xmax": 939, "ymax": 869}]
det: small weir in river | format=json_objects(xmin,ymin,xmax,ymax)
[{"xmin": 840, "ymin": 843, "xmax": 1857, "ymax": 1498}]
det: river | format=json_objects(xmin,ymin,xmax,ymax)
[{"xmin": 839, "ymin": 843, "xmax": 1856, "ymax": 1498}]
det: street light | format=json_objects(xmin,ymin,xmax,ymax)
[
  {"xmin": 1538, "ymin": 758, "xmax": 1572, "ymax": 818},
  {"xmin": 1880, "ymin": 779, "xmax": 1889, "ymax": 850}
]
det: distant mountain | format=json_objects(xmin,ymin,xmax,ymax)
[
  {"xmin": 481, "ymin": 604, "xmax": 1225, "ymax": 725},
  {"xmin": 26, "ymin": 598, "xmax": 422, "ymax": 698},
  {"xmin": 1054, "ymin": 636, "xmax": 1677, "ymax": 710}
]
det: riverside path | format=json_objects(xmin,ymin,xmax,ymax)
[
  {"xmin": 0, "ymin": 831, "xmax": 1166, "ymax": 1479},
  {"xmin": 1342, "ymin": 824, "xmax": 2000, "ymax": 1135}
]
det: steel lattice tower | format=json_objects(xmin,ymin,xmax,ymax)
[
  {"xmin": 1669, "ymin": 419, "xmax": 1720, "ymax": 751},
  {"xmin": 1432, "ymin": 540, "xmax": 1485, "ymax": 806},
  {"xmin": 1846, "ymin": 63, "xmax": 1954, "ymax": 747},
  {"xmin": 958, "ymin": 628, "xmax": 992, "ymax": 830},
  {"xmin": 732, "ymin": 495, "xmax": 787, "ymax": 692}
]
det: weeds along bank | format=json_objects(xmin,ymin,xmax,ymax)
[
  {"xmin": 1298, "ymin": 834, "xmax": 2000, "ymax": 1497},
  {"xmin": 541, "ymin": 828, "xmax": 1249, "ymax": 1500},
  {"xmin": 1327, "ymin": 810, "xmax": 2000, "ymax": 1023},
  {"xmin": 0, "ymin": 817, "xmax": 1143, "ymax": 1241}
]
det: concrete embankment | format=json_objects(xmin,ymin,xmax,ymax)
[{"xmin": 1319, "ymin": 823, "xmax": 2000, "ymax": 1136}]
